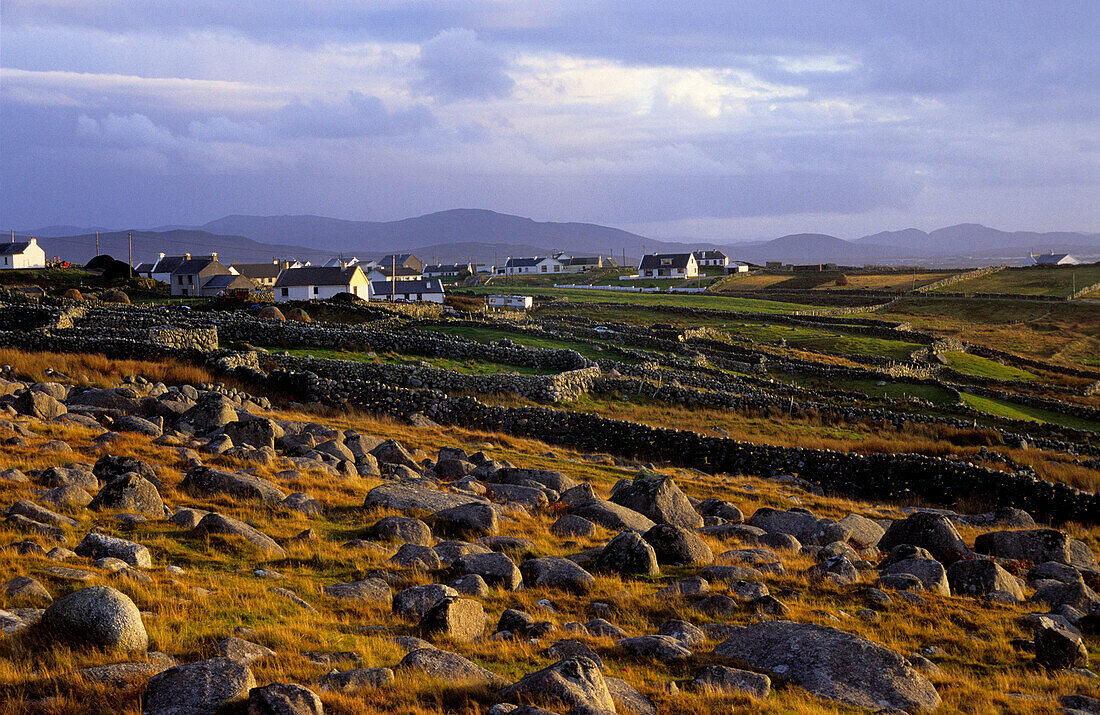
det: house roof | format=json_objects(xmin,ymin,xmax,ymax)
[
  {"xmin": 505, "ymin": 256, "xmax": 542, "ymax": 267},
  {"xmin": 565, "ymin": 256, "xmax": 601, "ymax": 266},
  {"xmin": 693, "ymin": 250, "xmax": 728, "ymax": 260},
  {"xmin": 171, "ymin": 258, "xmax": 225, "ymax": 275},
  {"xmin": 150, "ymin": 255, "xmax": 190, "ymax": 273},
  {"xmin": 203, "ymin": 274, "xmax": 255, "ymax": 290},
  {"xmin": 1034, "ymin": 253, "xmax": 1078, "ymax": 264},
  {"xmin": 368, "ymin": 265, "xmax": 422, "ymax": 278},
  {"xmin": 639, "ymin": 253, "xmax": 694, "ymax": 270},
  {"xmin": 232, "ymin": 262, "xmax": 285, "ymax": 279},
  {"xmin": 134, "ymin": 262, "xmax": 156, "ymax": 273},
  {"xmin": 426, "ymin": 263, "xmax": 470, "ymax": 272},
  {"xmin": 0, "ymin": 242, "xmax": 33, "ymax": 256},
  {"xmin": 379, "ymin": 253, "xmax": 418, "ymax": 264},
  {"xmin": 274, "ymin": 266, "xmax": 362, "ymax": 287},
  {"xmin": 370, "ymin": 279, "xmax": 444, "ymax": 295}
]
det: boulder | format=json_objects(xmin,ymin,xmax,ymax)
[
  {"xmin": 489, "ymin": 468, "xmax": 576, "ymax": 493},
  {"xmin": 14, "ymin": 390, "xmax": 67, "ymax": 420},
  {"xmin": 657, "ymin": 619, "xmax": 705, "ymax": 647},
  {"xmin": 315, "ymin": 668, "xmax": 394, "ymax": 693},
  {"xmin": 592, "ymin": 531, "xmax": 658, "ymax": 578},
  {"xmin": 713, "ymin": 621, "xmax": 940, "ymax": 711},
  {"xmin": 181, "ymin": 466, "xmax": 285, "ymax": 505},
  {"xmin": 572, "ymin": 499, "xmax": 655, "ymax": 533},
  {"xmin": 609, "ymin": 472, "xmax": 701, "ymax": 528},
  {"xmin": 90, "ymin": 474, "xmax": 165, "ymax": 517},
  {"xmin": 373, "ymin": 516, "xmax": 433, "ymax": 546},
  {"xmin": 143, "ymin": 657, "xmax": 255, "ymax": 715},
  {"xmin": 224, "ymin": 418, "xmax": 285, "ymax": 450},
  {"xmin": 616, "ymin": 635, "xmax": 692, "ymax": 662},
  {"xmin": 974, "ymin": 529, "xmax": 1072, "ymax": 565},
  {"xmin": 247, "ymin": 683, "xmax": 323, "ymax": 715},
  {"xmin": 1035, "ymin": 615, "xmax": 1088, "ymax": 670},
  {"xmin": 642, "ymin": 524, "xmax": 713, "ymax": 566},
  {"xmin": 322, "ymin": 578, "xmax": 392, "ymax": 605},
  {"xmin": 397, "ymin": 648, "xmax": 508, "ymax": 687},
  {"xmin": 838, "ymin": 514, "xmax": 885, "ymax": 549},
  {"xmin": 393, "ymin": 584, "xmax": 458, "ymax": 621},
  {"xmin": 497, "ymin": 657, "xmax": 614, "ymax": 712},
  {"xmin": 75, "ymin": 532, "xmax": 152, "ymax": 568},
  {"xmin": 418, "ymin": 597, "xmax": 485, "ymax": 642},
  {"xmin": 363, "ymin": 483, "xmax": 484, "ymax": 513},
  {"xmin": 453, "ymin": 552, "xmax": 523, "ymax": 591},
  {"xmin": 281, "ymin": 493, "xmax": 322, "ymax": 516},
  {"xmin": 39, "ymin": 585, "xmax": 147, "ymax": 652},
  {"xmin": 550, "ymin": 515, "xmax": 596, "ymax": 539},
  {"xmin": 877, "ymin": 512, "xmax": 968, "ymax": 560},
  {"xmin": 946, "ymin": 558, "xmax": 1024, "ymax": 601},
  {"xmin": 370, "ymin": 440, "xmax": 420, "ymax": 470},
  {"xmin": 192, "ymin": 513, "xmax": 286, "ymax": 557},
  {"xmin": 1, "ymin": 576, "xmax": 52, "ymax": 605},
  {"xmin": 880, "ymin": 557, "xmax": 950, "ymax": 597},
  {"xmin": 690, "ymin": 664, "xmax": 771, "ymax": 698},
  {"xmin": 520, "ymin": 557, "xmax": 596, "ymax": 594},
  {"xmin": 389, "ymin": 543, "xmax": 443, "ymax": 571},
  {"xmin": 748, "ymin": 508, "xmax": 850, "ymax": 547},
  {"xmin": 178, "ymin": 394, "xmax": 240, "ymax": 433},
  {"xmin": 216, "ymin": 637, "xmax": 276, "ymax": 664},
  {"xmin": 430, "ymin": 503, "xmax": 498, "ymax": 538}
]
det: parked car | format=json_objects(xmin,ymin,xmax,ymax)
[{"xmin": 593, "ymin": 325, "xmax": 615, "ymax": 334}]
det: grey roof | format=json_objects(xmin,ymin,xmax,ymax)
[
  {"xmin": 202, "ymin": 274, "xmax": 254, "ymax": 290},
  {"xmin": 171, "ymin": 258, "xmax": 223, "ymax": 275},
  {"xmin": 1035, "ymin": 253, "xmax": 1077, "ymax": 264},
  {"xmin": 134, "ymin": 262, "xmax": 156, "ymax": 273},
  {"xmin": 425, "ymin": 263, "xmax": 470, "ymax": 272},
  {"xmin": 370, "ymin": 279, "xmax": 445, "ymax": 296},
  {"xmin": 151, "ymin": 255, "xmax": 189, "ymax": 273},
  {"xmin": 692, "ymin": 250, "xmax": 728, "ymax": 260},
  {"xmin": 565, "ymin": 256, "xmax": 601, "ymax": 266},
  {"xmin": 505, "ymin": 256, "xmax": 543, "ymax": 267},
  {"xmin": 0, "ymin": 242, "xmax": 33, "ymax": 256},
  {"xmin": 232, "ymin": 262, "xmax": 284, "ymax": 279},
  {"xmin": 275, "ymin": 266, "xmax": 362, "ymax": 287},
  {"xmin": 639, "ymin": 253, "xmax": 693, "ymax": 270},
  {"xmin": 369, "ymin": 265, "xmax": 422, "ymax": 278},
  {"xmin": 379, "ymin": 253, "xmax": 419, "ymax": 264}
]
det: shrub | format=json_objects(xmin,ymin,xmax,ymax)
[{"xmin": 835, "ymin": 274, "xmax": 850, "ymax": 286}]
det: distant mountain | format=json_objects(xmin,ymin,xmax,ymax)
[
  {"xmin": 730, "ymin": 233, "xmax": 903, "ymax": 265},
  {"xmin": 857, "ymin": 224, "xmax": 1100, "ymax": 258},
  {"xmin": 23, "ymin": 229, "xmax": 332, "ymax": 266},
  {"xmin": 200, "ymin": 209, "xmax": 688, "ymax": 257}
]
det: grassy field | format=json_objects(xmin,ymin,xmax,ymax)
[
  {"xmin": 714, "ymin": 271, "xmax": 958, "ymax": 293},
  {"xmin": 416, "ymin": 324, "xmax": 639, "ymax": 363},
  {"xmin": 260, "ymin": 346, "xmax": 554, "ymax": 376},
  {"xmin": 722, "ymin": 322, "xmax": 924, "ymax": 361},
  {"xmin": 931, "ymin": 264, "xmax": 1100, "ymax": 297},
  {"xmin": 772, "ymin": 372, "xmax": 960, "ymax": 405},
  {"xmin": 959, "ymin": 391, "xmax": 1100, "ymax": 433},
  {"xmin": 871, "ymin": 297, "xmax": 1100, "ymax": 369},
  {"xmin": 941, "ymin": 351, "xmax": 1039, "ymax": 382},
  {"xmin": 465, "ymin": 286, "xmax": 811, "ymax": 313}
]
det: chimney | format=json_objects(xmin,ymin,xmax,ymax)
[
  {"xmin": 158, "ymin": 252, "xmax": 165, "ymax": 260},
  {"xmin": 210, "ymin": 252, "xmax": 218, "ymax": 261},
  {"xmin": 185, "ymin": 253, "xmax": 191, "ymax": 260}
]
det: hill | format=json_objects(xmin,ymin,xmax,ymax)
[
  {"xmin": 732, "ymin": 233, "xmax": 903, "ymax": 265},
  {"xmin": 858, "ymin": 224, "xmax": 1100, "ymax": 258},
  {"xmin": 23, "ymin": 230, "xmax": 332, "ymax": 266}
]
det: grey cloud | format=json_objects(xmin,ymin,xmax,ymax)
[
  {"xmin": 274, "ymin": 92, "xmax": 436, "ymax": 137},
  {"xmin": 416, "ymin": 28, "xmax": 514, "ymax": 101}
]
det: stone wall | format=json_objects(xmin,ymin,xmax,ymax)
[
  {"xmin": 912, "ymin": 266, "xmax": 1005, "ymax": 293},
  {"xmin": 149, "ymin": 326, "xmax": 218, "ymax": 351}
]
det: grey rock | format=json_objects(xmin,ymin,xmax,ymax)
[
  {"xmin": 657, "ymin": 619, "xmax": 705, "ymax": 647},
  {"xmin": 322, "ymin": 578, "xmax": 392, "ymax": 605},
  {"xmin": 974, "ymin": 528, "xmax": 1072, "ymax": 565},
  {"xmin": 453, "ymin": 552, "xmax": 522, "ymax": 590},
  {"xmin": 571, "ymin": 499, "xmax": 655, "ymax": 533},
  {"xmin": 497, "ymin": 657, "xmax": 614, "ymax": 712},
  {"xmin": 418, "ymin": 596, "xmax": 485, "ymax": 642},
  {"xmin": 397, "ymin": 648, "xmax": 508, "ymax": 686},
  {"xmin": 246, "ymin": 682, "xmax": 322, "ymax": 715},
  {"xmin": 181, "ymin": 466, "xmax": 285, "ymax": 505},
  {"xmin": 389, "ymin": 543, "xmax": 443, "ymax": 571},
  {"xmin": 617, "ymin": 634, "xmax": 691, "ymax": 662},
  {"xmin": 1, "ymin": 576, "xmax": 52, "ymax": 605},
  {"xmin": 90, "ymin": 474, "xmax": 164, "ymax": 517},
  {"xmin": 76, "ymin": 532, "xmax": 152, "ymax": 568},
  {"xmin": 316, "ymin": 668, "xmax": 394, "ymax": 693},
  {"xmin": 520, "ymin": 557, "xmax": 596, "ymax": 594},
  {"xmin": 642, "ymin": 524, "xmax": 713, "ymax": 566},
  {"xmin": 609, "ymin": 472, "xmax": 701, "ymax": 528},
  {"xmin": 193, "ymin": 513, "xmax": 286, "ymax": 557},
  {"xmin": 551, "ymin": 515, "xmax": 597, "ymax": 538},
  {"xmin": 40, "ymin": 585, "xmax": 147, "ymax": 652},
  {"xmin": 881, "ymin": 557, "xmax": 950, "ymax": 597},
  {"xmin": 1035, "ymin": 615, "xmax": 1089, "ymax": 670},
  {"xmin": 431, "ymin": 503, "xmax": 498, "ymax": 538},
  {"xmin": 373, "ymin": 516, "xmax": 433, "ymax": 546},
  {"xmin": 363, "ymin": 482, "xmax": 484, "ymax": 512},
  {"xmin": 878, "ymin": 511, "xmax": 968, "ymax": 559},
  {"xmin": 592, "ymin": 531, "xmax": 658, "ymax": 578},
  {"xmin": 946, "ymin": 558, "xmax": 1024, "ymax": 601},
  {"xmin": 393, "ymin": 584, "xmax": 458, "ymax": 621},
  {"xmin": 215, "ymin": 637, "xmax": 276, "ymax": 664},
  {"xmin": 142, "ymin": 657, "xmax": 255, "ymax": 715},
  {"xmin": 690, "ymin": 664, "xmax": 771, "ymax": 698}
]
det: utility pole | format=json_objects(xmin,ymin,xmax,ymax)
[
  {"xmin": 9, "ymin": 229, "xmax": 13, "ymax": 244},
  {"xmin": 391, "ymin": 253, "xmax": 396, "ymax": 303},
  {"xmin": 95, "ymin": 231, "xmax": 100, "ymax": 255}
]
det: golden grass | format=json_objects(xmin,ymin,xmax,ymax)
[{"xmin": 0, "ymin": 398, "xmax": 1097, "ymax": 714}]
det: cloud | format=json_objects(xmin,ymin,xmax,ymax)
[
  {"xmin": 417, "ymin": 28, "xmax": 514, "ymax": 101},
  {"xmin": 275, "ymin": 91, "xmax": 436, "ymax": 137}
]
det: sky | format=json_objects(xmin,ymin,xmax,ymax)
[{"xmin": 2, "ymin": 1, "xmax": 1098, "ymax": 241}]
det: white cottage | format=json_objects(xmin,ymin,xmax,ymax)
[
  {"xmin": 0, "ymin": 239, "xmax": 46, "ymax": 270},
  {"xmin": 274, "ymin": 266, "xmax": 371, "ymax": 302}
]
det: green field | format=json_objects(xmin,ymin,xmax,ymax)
[
  {"xmin": 931, "ymin": 264, "xmax": 1100, "ymax": 297},
  {"xmin": 773, "ymin": 372, "xmax": 959, "ymax": 405},
  {"xmin": 261, "ymin": 346, "xmax": 553, "ymax": 375},
  {"xmin": 941, "ymin": 351, "xmax": 1038, "ymax": 381},
  {"xmin": 960, "ymin": 392, "xmax": 1100, "ymax": 433},
  {"xmin": 723, "ymin": 322, "xmax": 924, "ymax": 361},
  {"xmin": 416, "ymin": 324, "xmax": 638, "ymax": 363},
  {"xmin": 465, "ymin": 285, "xmax": 811, "ymax": 313}
]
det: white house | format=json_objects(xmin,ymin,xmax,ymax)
[
  {"xmin": 692, "ymin": 250, "xmax": 729, "ymax": 268},
  {"xmin": 322, "ymin": 256, "xmax": 359, "ymax": 268},
  {"xmin": 1030, "ymin": 251, "xmax": 1080, "ymax": 266},
  {"xmin": 488, "ymin": 294, "xmax": 533, "ymax": 309},
  {"xmin": 370, "ymin": 278, "xmax": 445, "ymax": 303},
  {"xmin": 727, "ymin": 262, "xmax": 750, "ymax": 274},
  {"xmin": 274, "ymin": 266, "xmax": 371, "ymax": 302},
  {"xmin": 0, "ymin": 239, "xmax": 46, "ymax": 270},
  {"xmin": 141, "ymin": 253, "xmax": 192, "ymax": 283},
  {"xmin": 638, "ymin": 253, "xmax": 699, "ymax": 279},
  {"xmin": 364, "ymin": 265, "xmax": 423, "ymax": 282},
  {"xmin": 503, "ymin": 256, "xmax": 564, "ymax": 275},
  {"xmin": 424, "ymin": 263, "xmax": 472, "ymax": 278},
  {"xmin": 560, "ymin": 256, "xmax": 605, "ymax": 273}
]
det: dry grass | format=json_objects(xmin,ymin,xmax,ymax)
[
  {"xmin": 0, "ymin": 349, "xmax": 244, "ymax": 393},
  {"xmin": 0, "ymin": 394, "xmax": 1098, "ymax": 713}
]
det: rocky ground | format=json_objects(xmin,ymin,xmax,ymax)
[{"xmin": 1, "ymin": 372, "xmax": 1099, "ymax": 714}]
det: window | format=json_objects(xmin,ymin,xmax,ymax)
[
  {"xmin": 187, "ymin": 275, "xmax": 193, "ymax": 284},
  {"xmin": 661, "ymin": 258, "xmax": 672, "ymax": 266},
  {"xmin": 312, "ymin": 286, "xmax": 319, "ymax": 295},
  {"xmin": 541, "ymin": 265, "xmax": 547, "ymax": 272},
  {"xmin": 281, "ymin": 288, "xmax": 288, "ymax": 297}
]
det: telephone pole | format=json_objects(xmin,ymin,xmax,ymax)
[
  {"xmin": 127, "ymin": 231, "xmax": 133, "ymax": 273},
  {"xmin": 95, "ymin": 231, "xmax": 100, "ymax": 255}
]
